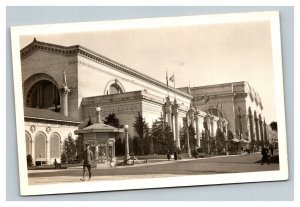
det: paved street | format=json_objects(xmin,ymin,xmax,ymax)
[{"xmin": 28, "ymin": 152, "xmax": 279, "ymax": 185}]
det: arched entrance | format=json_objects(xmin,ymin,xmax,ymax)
[
  {"xmin": 25, "ymin": 80, "xmax": 60, "ymax": 111},
  {"xmin": 50, "ymin": 133, "xmax": 61, "ymax": 159},
  {"xmin": 35, "ymin": 132, "xmax": 47, "ymax": 162},
  {"xmin": 23, "ymin": 73, "xmax": 60, "ymax": 112},
  {"xmin": 25, "ymin": 131, "xmax": 32, "ymax": 155}
]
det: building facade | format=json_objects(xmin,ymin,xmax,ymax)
[
  {"xmin": 179, "ymin": 82, "xmax": 269, "ymax": 143},
  {"xmin": 24, "ymin": 107, "xmax": 81, "ymax": 164},
  {"xmin": 21, "ymin": 39, "xmax": 270, "ymax": 164}
]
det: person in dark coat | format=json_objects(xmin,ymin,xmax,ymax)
[
  {"xmin": 174, "ymin": 152, "xmax": 178, "ymax": 160},
  {"xmin": 54, "ymin": 159, "xmax": 57, "ymax": 169},
  {"xmin": 80, "ymin": 144, "xmax": 94, "ymax": 181},
  {"xmin": 167, "ymin": 151, "xmax": 171, "ymax": 161},
  {"xmin": 261, "ymin": 145, "xmax": 270, "ymax": 165}
]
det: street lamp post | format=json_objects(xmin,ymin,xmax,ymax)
[
  {"xmin": 124, "ymin": 125, "xmax": 130, "ymax": 164},
  {"xmin": 96, "ymin": 105, "xmax": 101, "ymax": 123}
]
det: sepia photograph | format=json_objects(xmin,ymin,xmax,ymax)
[{"xmin": 10, "ymin": 11, "xmax": 288, "ymax": 195}]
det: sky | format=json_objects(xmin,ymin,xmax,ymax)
[{"xmin": 20, "ymin": 20, "xmax": 277, "ymax": 123}]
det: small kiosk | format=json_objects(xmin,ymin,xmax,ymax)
[{"xmin": 75, "ymin": 106, "xmax": 124, "ymax": 168}]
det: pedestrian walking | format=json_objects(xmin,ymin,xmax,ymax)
[
  {"xmin": 167, "ymin": 151, "xmax": 170, "ymax": 161},
  {"xmin": 54, "ymin": 159, "xmax": 57, "ymax": 169},
  {"xmin": 261, "ymin": 145, "xmax": 270, "ymax": 165},
  {"xmin": 174, "ymin": 152, "xmax": 178, "ymax": 160},
  {"xmin": 80, "ymin": 144, "xmax": 94, "ymax": 181}
]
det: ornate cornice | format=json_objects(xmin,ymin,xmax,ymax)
[
  {"xmin": 21, "ymin": 39, "xmax": 192, "ymax": 99},
  {"xmin": 24, "ymin": 116, "xmax": 81, "ymax": 126}
]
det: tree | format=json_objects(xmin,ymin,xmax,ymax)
[
  {"xmin": 63, "ymin": 133, "xmax": 77, "ymax": 164},
  {"xmin": 150, "ymin": 115, "xmax": 175, "ymax": 154},
  {"xmin": 104, "ymin": 113, "xmax": 120, "ymax": 128},
  {"xmin": 75, "ymin": 135, "xmax": 84, "ymax": 162},
  {"xmin": 215, "ymin": 128, "xmax": 226, "ymax": 154},
  {"xmin": 227, "ymin": 130, "xmax": 236, "ymax": 154},
  {"xmin": 180, "ymin": 123, "xmax": 196, "ymax": 153},
  {"xmin": 61, "ymin": 153, "xmax": 67, "ymax": 164},
  {"xmin": 133, "ymin": 113, "xmax": 150, "ymax": 155},
  {"xmin": 26, "ymin": 154, "xmax": 33, "ymax": 167},
  {"xmin": 270, "ymin": 121, "xmax": 277, "ymax": 132}
]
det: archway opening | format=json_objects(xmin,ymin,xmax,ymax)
[
  {"xmin": 35, "ymin": 132, "xmax": 47, "ymax": 161},
  {"xmin": 26, "ymin": 80, "xmax": 60, "ymax": 112},
  {"xmin": 25, "ymin": 131, "xmax": 32, "ymax": 155},
  {"xmin": 50, "ymin": 133, "xmax": 61, "ymax": 158}
]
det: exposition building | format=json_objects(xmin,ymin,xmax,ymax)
[{"xmin": 21, "ymin": 39, "xmax": 269, "ymax": 165}]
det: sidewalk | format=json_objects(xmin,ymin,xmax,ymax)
[
  {"xmin": 28, "ymin": 152, "xmax": 260, "ymax": 173},
  {"xmin": 28, "ymin": 152, "xmax": 279, "ymax": 185}
]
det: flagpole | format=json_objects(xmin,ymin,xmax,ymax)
[
  {"xmin": 173, "ymin": 73, "xmax": 176, "ymax": 100},
  {"xmin": 166, "ymin": 69, "xmax": 169, "ymax": 97}
]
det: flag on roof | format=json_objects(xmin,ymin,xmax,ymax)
[{"xmin": 169, "ymin": 74, "xmax": 175, "ymax": 82}]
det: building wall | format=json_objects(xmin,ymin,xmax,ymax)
[
  {"xmin": 21, "ymin": 50, "xmax": 79, "ymax": 119},
  {"xmin": 80, "ymin": 90, "xmax": 190, "ymax": 139},
  {"xmin": 22, "ymin": 49, "xmax": 191, "ymax": 123},
  {"xmin": 24, "ymin": 120, "xmax": 78, "ymax": 164}
]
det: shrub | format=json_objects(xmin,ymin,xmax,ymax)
[
  {"xmin": 61, "ymin": 153, "xmax": 67, "ymax": 164},
  {"xmin": 26, "ymin": 154, "xmax": 33, "ymax": 167}
]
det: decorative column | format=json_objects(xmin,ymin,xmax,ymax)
[
  {"xmin": 46, "ymin": 137, "xmax": 50, "ymax": 165},
  {"xmin": 223, "ymin": 120, "xmax": 229, "ymax": 155},
  {"xmin": 210, "ymin": 116, "xmax": 214, "ymax": 137},
  {"xmin": 205, "ymin": 114, "xmax": 211, "ymax": 154},
  {"xmin": 112, "ymin": 140, "xmax": 116, "ymax": 159},
  {"xmin": 254, "ymin": 111, "xmax": 260, "ymax": 141},
  {"xmin": 124, "ymin": 125, "xmax": 130, "ymax": 164},
  {"xmin": 263, "ymin": 118, "xmax": 268, "ymax": 142},
  {"xmin": 95, "ymin": 145, "xmax": 99, "ymax": 160},
  {"xmin": 186, "ymin": 113, "xmax": 191, "ymax": 157},
  {"xmin": 194, "ymin": 111, "xmax": 201, "ymax": 148},
  {"xmin": 172, "ymin": 99, "xmax": 180, "ymax": 150},
  {"xmin": 217, "ymin": 118, "xmax": 223, "ymax": 132},
  {"xmin": 237, "ymin": 107, "xmax": 243, "ymax": 139},
  {"xmin": 248, "ymin": 107, "xmax": 255, "ymax": 141},
  {"xmin": 165, "ymin": 96, "xmax": 172, "ymax": 130},
  {"xmin": 59, "ymin": 71, "xmax": 71, "ymax": 117},
  {"xmin": 198, "ymin": 112, "xmax": 205, "ymax": 148},
  {"xmin": 31, "ymin": 139, "xmax": 36, "ymax": 165},
  {"xmin": 259, "ymin": 114, "xmax": 264, "ymax": 142}
]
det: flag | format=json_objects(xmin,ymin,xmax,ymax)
[
  {"xmin": 166, "ymin": 70, "xmax": 169, "ymax": 86},
  {"xmin": 169, "ymin": 74, "xmax": 175, "ymax": 82}
]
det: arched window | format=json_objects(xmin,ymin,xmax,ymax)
[
  {"xmin": 35, "ymin": 132, "xmax": 47, "ymax": 160},
  {"xmin": 26, "ymin": 80, "xmax": 60, "ymax": 112},
  {"xmin": 109, "ymin": 83, "xmax": 123, "ymax": 94},
  {"xmin": 205, "ymin": 108, "xmax": 224, "ymax": 118},
  {"xmin": 50, "ymin": 133, "xmax": 61, "ymax": 158},
  {"xmin": 25, "ymin": 131, "xmax": 32, "ymax": 155}
]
